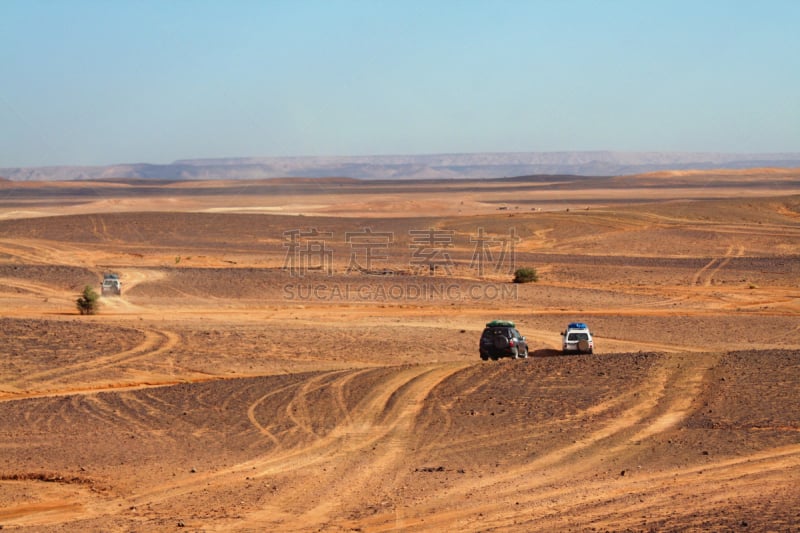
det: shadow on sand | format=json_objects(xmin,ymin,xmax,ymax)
[{"xmin": 532, "ymin": 348, "xmax": 575, "ymax": 358}]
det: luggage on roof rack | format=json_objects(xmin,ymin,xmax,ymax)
[
  {"xmin": 567, "ymin": 322, "xmax": 588, "ymax": 329},
  {"xmin": 486, "ymin": 320, "xmax": 515, "ymax": 328}
]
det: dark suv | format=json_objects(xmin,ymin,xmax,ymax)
[{"xmin": 480, "ymin": 320, "xmax": 529, "ymax": 360}]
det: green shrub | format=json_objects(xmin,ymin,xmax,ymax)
[
  {"xmin": 76, "ymin": 285, "xmax": 100, "ymax": 315},
  {"xmin": 513, "ymin": 267, "xmax": 539, "ymax": 283}
]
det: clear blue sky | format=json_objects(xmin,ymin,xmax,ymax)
[{"xmin": 2, "ymin": 0, "xmax": 799, "ymax": 167}]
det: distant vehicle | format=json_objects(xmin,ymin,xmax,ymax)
[
  {"xmin": 561, "ymin": 322, "xmax": 593, "ymax": 354},
  {"xmin": 101, "ymin": 273, "xmax": 122, "ymax": 296},
  {"xmin": 480, "ymin": 320, "xmax": 529, "ymax": 360}
]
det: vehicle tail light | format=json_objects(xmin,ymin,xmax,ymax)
[{"xmin": 509, "ymin": 339, "xmax": 515, "ymax": 347}]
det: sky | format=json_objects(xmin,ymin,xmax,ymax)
[{"xmin": 1, "ymin": 0, "xmax": 799, "ymax": 167}]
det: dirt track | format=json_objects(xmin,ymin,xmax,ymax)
[{"xmin": 0, "ymin": 172, "xmax": 799, "ymax": 531}]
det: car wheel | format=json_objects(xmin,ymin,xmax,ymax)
[
  {"xmin": 480, "ymin": 353, "xmax": 489, "ymax": 361},
  {"xmin": 521, "ymin": 348, "xmax": 529, "ymax": 358},
  {"xmin": 512, "ymin": 347, "xmax": 520, "ymax": 359}
]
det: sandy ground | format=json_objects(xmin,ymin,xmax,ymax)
[{"xmin": 0, "ymin": 170, "xmax": 799, "ymax": 531}]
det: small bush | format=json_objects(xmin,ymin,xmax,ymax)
[
  {"xmin": 513, "ymin": 267, "xmax": 539, "ymax": 283},
  {"xmin": 76, "ymin": 285, "xmax": 100, "ymax": 315}
]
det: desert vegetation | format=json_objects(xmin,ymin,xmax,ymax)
[
  {"xmin": 513, "ymin": 266, "xmax": 539, "ymax": 283},
  {"xmin": 75, "ymin": 285, "xmax": 99, "ymax": 315}
]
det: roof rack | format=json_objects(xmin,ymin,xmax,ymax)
[
  {"xmin": 567, "ymin": 322, "xmax": 588, "ymax": 329},
  {"xmin": 486, "ymin": 320, "xmax": 515, "ymax": 328}
]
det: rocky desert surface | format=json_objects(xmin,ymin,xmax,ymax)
[{"xmin": 0, "ymin": 170, "xmax": 799, "ymax": 531}]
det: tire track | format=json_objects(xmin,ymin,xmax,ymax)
[
  {"xmin": 491, "ymin": 444, "xmax": 800, "ymax": 532},
  {"xmin": 400, "ymin": 444, "xmax": 800, "ymax": 532},
  {"xmin": 241, "ymin": 362, "xmax": 470, "ymax": 530},
  {"xmin": 282, "ymin": 372, "xmax": 344, "ymax": 438},
  {"xmin": 96, "ymin": 363, "xmax": 469, "ymax": 529},
  {"xmin": 4, "ymin": 328, "xmax": 180, "ymax": 398},
  {"xmin": 0, "ymin": 277, "xmax": 68, "ymax": 298},
  {"xmin": 693, "ymin": 257, "xmax": 720, "ymax": 286},
  {"xmin": 352, "ymin": 352, "xmax": 723, "ymax": 531},
  {"xmin": 703, "ymin": 244, "xmax": 744, "ymax": 286},
  {"xmin": 246, "ymin": 381, "xmax": 309, "ymax": 448},
  {"xmin": 416, "ymin": 362, "xmax": 670, "ymax": 458},
  {"xmin": 692, "ymin": 244, "xmax": 744, "ymax": 287},
  {"xmin": 0, "ymin": 484, "xmax": 88, "ymax": 526},
  {"xmin": 265, "ymin": 368, "xmax": 372, "ymax": 441},
  {"xmin": 0, "ymin": 238, "xmax": 95, "ymax": 268}
]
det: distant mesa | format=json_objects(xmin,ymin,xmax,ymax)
[{"xmin": 3, "ymin": 151, "xmax": 800, "ymax": 181}]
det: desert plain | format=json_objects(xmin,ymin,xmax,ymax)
[{"xmin": 0, "ymin": 168, "xmax": 799, "ymax": 531}]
